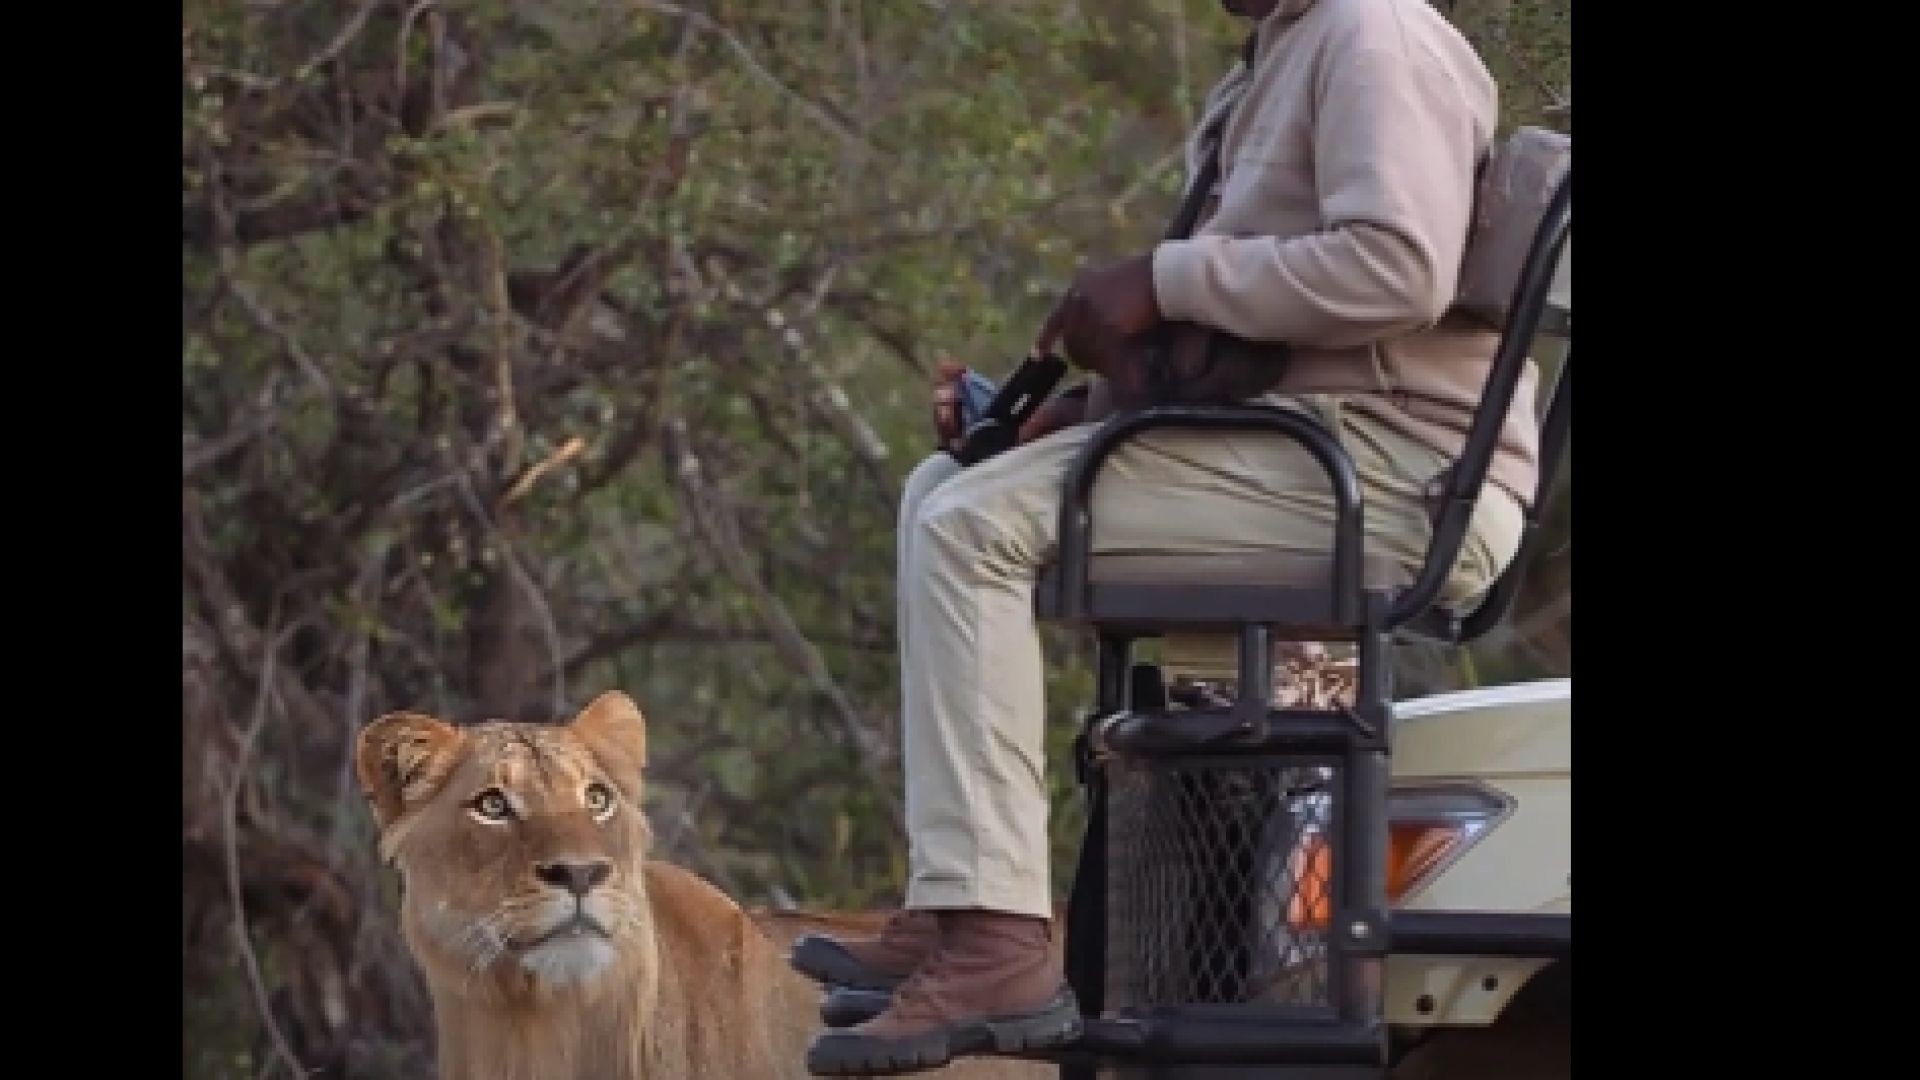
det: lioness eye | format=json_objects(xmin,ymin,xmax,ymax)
[
  {"xmin": 585, "ymin": 782, "xmax": 616, "ymax": 819},
  {"xmin": 471, "ymin": 789, "xmax": 512, "ymax": 822}
]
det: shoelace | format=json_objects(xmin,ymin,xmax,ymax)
[{"xmin": 887, "ymin": 943, "xmax": 959, "ymax": 1021}]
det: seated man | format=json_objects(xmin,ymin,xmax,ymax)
[{"xmin": 801, "ymin": 0, "xmax": 1541, "ymax": 1072}]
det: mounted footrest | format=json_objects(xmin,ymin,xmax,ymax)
[{"xmin": 1089, "ymin": 701, "xmax": 1389, "ymax": 1070}]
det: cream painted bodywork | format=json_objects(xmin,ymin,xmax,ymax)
[{"xmin": 1384, "ymin": 678, "xmax": 1570, "ymax": 1027}]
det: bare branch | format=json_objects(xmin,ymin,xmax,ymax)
[
  {"xmin": 184, "ymin": 374, "xmax": 289, "ymax": 477},
  {"xmin": 1108, "ymin": 143, "xmax": 1185, "ymax": 216},
  {"xmin": 224, "ymin": 618, "xmax": 309, "ymax": 1080},
  {"xmin": 498, "ymin": 435, "xmax": 588, "ymax": 510},
  {"xmin": 451, "ymin": 468, "xmax": 569, "ymax": 718},
  {"xmin": 330, "ymin": 538, "xmax": 390, "ymax": 854},
  {"xmin": 479, "ymin": 226, "xmax": 524, "ymax": 473},
  {"xmin": 214, "ymin": 254, "xmax": 336, "ymax": 399},
  {"xmin": 184, "ymin": 491, "xmax": 338, "ymax": 741},
  {"xmin": 722, "ymin": 273, "xmax": 897, "ymax": 508},
  {"xmin": 183, "ymin": 193, "xmax": 382, "ymax": 251},
  {"xmin": 394, "ymin": 1, "xmax": 439, "ymax": 104},
  {"xmin": 635, "ymin": 1, "xmax": 873, "ymax": 152},
  {"xmin": 660, "ymin": 418, "xmax": 904, "ymax": 832},
  {"xmin": 296, "ymin": 0, "xmax": 381, "ymax": 83}
]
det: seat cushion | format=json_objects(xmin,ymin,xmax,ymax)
[{"xmin": 1084, "ymin": 550, "xmax": 1412, "ymax": 590}]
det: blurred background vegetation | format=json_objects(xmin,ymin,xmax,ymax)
[{"xmin": 181, "ymin": 1, "xmax": 1569, "ymax": 1075}]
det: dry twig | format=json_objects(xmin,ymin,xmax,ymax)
[{"xmin": 224, "ymin": 617, "xmax": 310, "ymax": 1080}]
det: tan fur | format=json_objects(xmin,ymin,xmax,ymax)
[{"xmin": 357, "ymin": 692, "xmax": 1050, "ymax": 1080}]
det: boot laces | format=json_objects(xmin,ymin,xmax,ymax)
[{"xmin": 888, "ymin": 939, "xmax": 959, "ymax": 1020}]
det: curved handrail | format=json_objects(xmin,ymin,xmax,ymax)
[{"xmin": 1050, "ymin": 404, "xmax": 1366, "ymax": 626}]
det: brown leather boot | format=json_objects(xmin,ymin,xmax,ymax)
[
  {"xmin": 806, "ymin": 910, "xmax": 1082, "ymax": 1075},
  {"xmin": 790, "ymin": 909, "xmax": 942, "ymax": 992}
]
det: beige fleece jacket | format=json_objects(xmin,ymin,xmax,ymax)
[{"xmin": 1150, "ymin": 0, "xmax": 1540, "ymax": 506}]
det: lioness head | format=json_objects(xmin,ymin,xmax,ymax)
[{"xmin": 355, "ymin": 692, "xmax": 656, "ymax": 1001}]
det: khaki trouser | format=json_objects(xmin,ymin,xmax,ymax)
[{"xmin": 896, "ymin": 396, "xmax": 1525, "ymax": 918}]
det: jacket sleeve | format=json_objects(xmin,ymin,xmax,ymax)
[{"xmin": 1151, "ymin": 34, "xmax": 1488, "ymax": 349}]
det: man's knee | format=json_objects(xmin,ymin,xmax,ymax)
[
  {"xmin": 915, "ymin": 481, "xmax": 984, "ymax": 554},
  {"xmin": 901, "ymin": 452, "xmax": 963, "ymax": 527},
  {"xmin": 913, "ymin": 480, "xmax": 1036, "ymax": 579},
  {"xmin": 907, "ymin": 432, "xmax": 1080, "ymax": 577}
]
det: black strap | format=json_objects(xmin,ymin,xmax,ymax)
[
  {"xmin": 1164, "ymin": 31, "xmax": 1256, "ymax": 241},
  {"xmin": 1163, "ymin": 144, "xmax": 1222, "ymax": 243},
  {"xmin": 1133, "ymin": 31, "xmax": 1257, "ymax": 404},
  {"xmin": 1067, "ymin": 32, "xmax": 1254, "ymax": 413}
]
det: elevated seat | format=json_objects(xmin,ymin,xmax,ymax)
[
  {"xmin": 1038, "ymin": 551, "xmax": 1410, "ymax": 637},
  {"xmin": 1083, "ymin": 551, "xmax": 1409, "ymax": 590}
]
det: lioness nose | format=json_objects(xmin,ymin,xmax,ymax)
[{"xmin": 535, "ymin": 859, "xmax": 612, "ymax": 897}]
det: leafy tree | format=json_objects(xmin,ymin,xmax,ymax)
[{"xmin": 182, "ymin": 2, "xmax": 1568, "ymax": 1074}]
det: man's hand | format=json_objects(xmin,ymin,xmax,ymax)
[
  {"xmin": 931, "ymin": 358, "xmax": 968, "ymax": 452},
  {"xmin": 1034, "ymin": 253, "xmax": 1162, "ymax": 374}
]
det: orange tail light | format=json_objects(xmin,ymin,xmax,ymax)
[{"xmin": 1284, "ymin": 784, "xmax": 1510, "ymax": 933}]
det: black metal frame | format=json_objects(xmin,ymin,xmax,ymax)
[
  {"xmin": 1394, "ymin": 171, "xmax": 1572, "ymax": 643},
  {"xmin": 1389, "ymin": 911, "xmax": 1570, "ymax": 959},
  {"xmin": 1032, "ymin": 171, "xmax": 1571, "ymax": 1077}
]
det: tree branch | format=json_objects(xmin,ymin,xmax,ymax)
[
  {"xmin": 224, "ymin": 618, "xmax": 310, "ymax": 1080},
  {"xmin": 634, "ymin": 1, "xmax": 873, "ymax": 152},
  {"xmin": 659, "ymin": 418, "xmax": 903, "ymax": 832}
]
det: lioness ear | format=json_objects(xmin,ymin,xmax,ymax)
[
  {"xmin": 355, "ymin": 712, "xmax": 465, "ymax": 830},
  {"xmin": 570, "ymin": 691, "xmax": 647, "ymax": 791}
]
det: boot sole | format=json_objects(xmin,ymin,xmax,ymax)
[
  {"xmin": 805, "ymin": 988, "xmax": 1083, "ymax": 1076},
  {"xmin": 789, "ymin": 935, "xmax": 909, "ymax": 992}
]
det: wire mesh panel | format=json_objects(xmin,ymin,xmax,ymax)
[{"xmin": 1103, "ymin": 753, "xmax": 1340, "ymax": 1015}]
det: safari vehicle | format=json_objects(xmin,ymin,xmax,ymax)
[{"xmin": 819, "ymin": 141, "xmax": 1571, "ymax": 1080}]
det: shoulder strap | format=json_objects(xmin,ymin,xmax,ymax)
[
  {"xmin": 1163, "ymin": 136, "xmax": 1223, "ymax": 242},
  {"xmin": 1164, "ymin": 31, "xmax": 1258, "ymax": 242}
]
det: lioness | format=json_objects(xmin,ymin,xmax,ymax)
[{"xmin": 356, "ymin": 691, "xmax": 1050, "ymax": 1080}]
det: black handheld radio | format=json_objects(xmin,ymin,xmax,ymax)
[{"xmin": 949, "ymin": 353, "xmax": 1068, "ymax": 466}]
